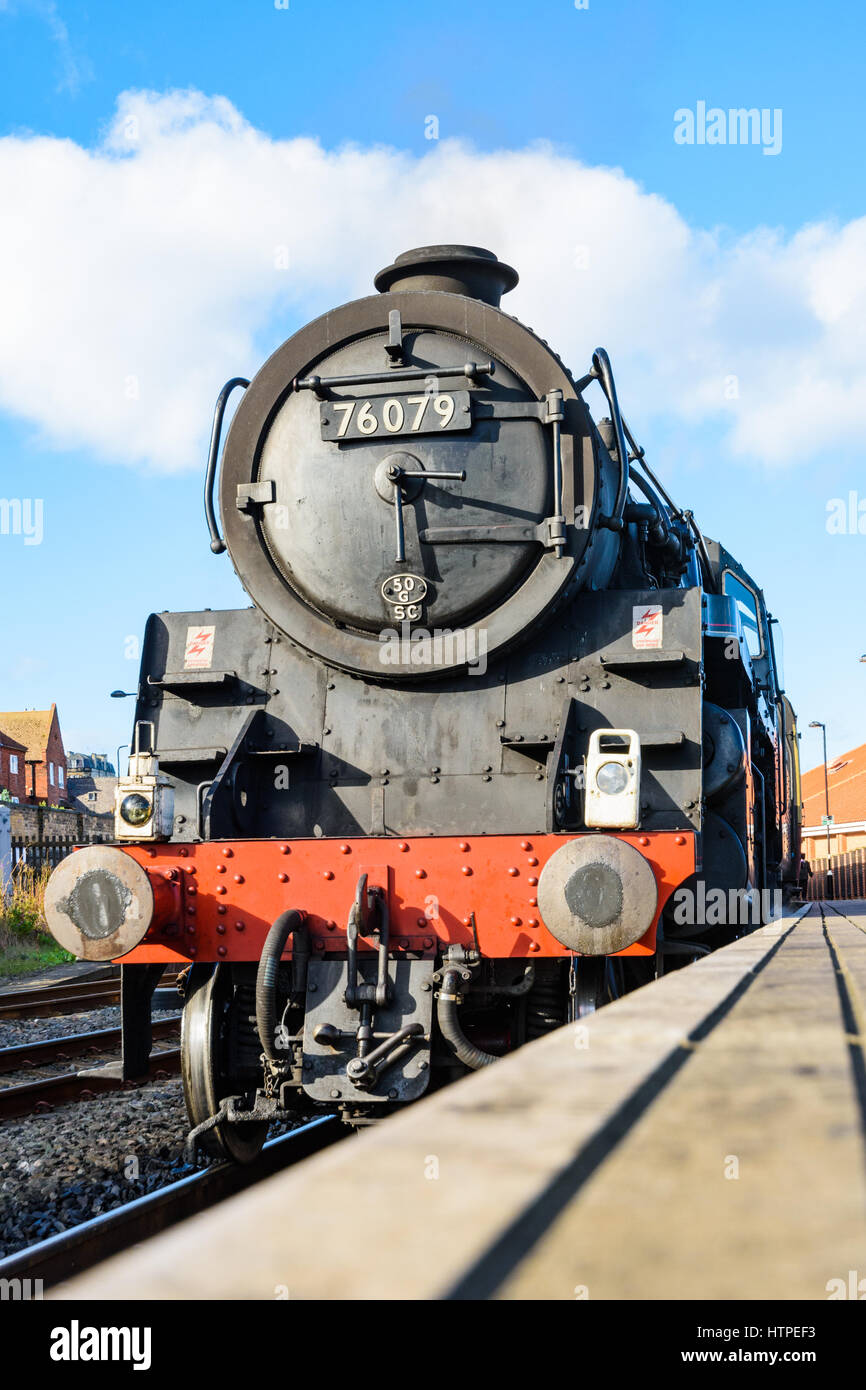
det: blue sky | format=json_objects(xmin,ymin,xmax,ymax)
[{"xmin": 0, "ymin": 0, "xmax": 863, "ymax": 773}]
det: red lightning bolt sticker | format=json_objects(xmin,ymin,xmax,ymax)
[
  {"xmin": 632, "ymin": 605, "xmax": 663, "ymax": 650},
  {"xmin": 184, "ymin": 625, "xmax": 216, "ymax": 669}
]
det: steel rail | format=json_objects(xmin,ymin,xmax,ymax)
[
  {"xmin": 0, "ymin": 966, "xmax": 181, "ymax": 1006},
  {"xmin": 0, "ymin": 1048, "xmax": 182, "ymax": 1119},
  {"xmin": 0, "ymin": 976, "xmax": 122, "ymax": 1006},
  {"xmin": 0, "ymin": 1017, "xmax": 180, "ymax": 1073},
  {"xmin": 0, "ymin": 981, "xmax": 180, "ymax": 1021}
]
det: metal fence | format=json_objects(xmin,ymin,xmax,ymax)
[
  {"xmin": 806, "ymin": 848, "xmax": 866, "ymax": 901},
  {"xmin": 11, "ymin": 833, "xmax": 113, "ymax": 874}
]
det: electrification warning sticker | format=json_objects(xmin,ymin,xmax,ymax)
[
  {"xmin": 184, "ymin": 625, "xmax": 216, "ymax": 669},
  {"xmin": 632, "ymin": 605, "xmax": 663, "ymax": 650}
]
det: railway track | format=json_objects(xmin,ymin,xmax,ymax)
[
  {"xmin": 0, "ymin": 1116, "xmax": 342, "ymax": 1289},
  {"xmin": 0, "ymin": 977, "xmax": 124, "ymax": 1019},
  {"xmin": 0, "ymin": 970, "xmax": 181, "ymax": 1020},
  {"xmin": 0, "ymin": 1016, "xmax": 180, "ymax": 1072},
  {"xmin": 0, "ymin": 1047, "xmax": 182, "ymax": 1119},
  {"xmin": 0, "ymin": 977, "xmax": 184, "ymax": 1117}
]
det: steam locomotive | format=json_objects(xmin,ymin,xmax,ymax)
[{"xmin": 44, "ymin": 245, "xmax": 803, "ymax": 1162}]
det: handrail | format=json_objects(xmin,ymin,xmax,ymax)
[
  {"xmin": 204, "ymin": 377, "xmax": 249, "ymax": 554},
  {"xmin": 591, "ymin": 347, "xmax": 629, "ymax": 523}
]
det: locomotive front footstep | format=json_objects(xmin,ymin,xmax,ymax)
[
  {"xmin": 52, "ymin": 901, "xmax": 866, "ymax": 1301},
  {"xmin": 41, "ymin": 244, "xmax": 807, "ymax": 1156}
]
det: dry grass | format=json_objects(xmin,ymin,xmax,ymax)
[{"xmin": 0, "ymin": 861, "xmax": 73, "ymax": 977}]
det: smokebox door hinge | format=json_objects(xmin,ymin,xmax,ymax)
[{"xmin": 236, "ymin": 480, "xmax": 276, "ymax": 513}]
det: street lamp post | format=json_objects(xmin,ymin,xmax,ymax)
[
  {"xmin": 112, "ymin": 690, "xmax": 137, "ymax": 784},
  {"xmin": 808, "ymin": 721, "xmax": 833, "ymax": 899}
]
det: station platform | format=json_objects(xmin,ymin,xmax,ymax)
[
  {"xmin": 54, "ymin": 900, "xmax": 866, "ymax": 1301},
  {"xmin": 0, "ymin": 961, "xmax": 117, "ymax": 993}
]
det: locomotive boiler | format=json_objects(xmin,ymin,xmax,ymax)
[{"xmin": 43, "ymin": 245, "xmax": 804, "ymax": 1162}]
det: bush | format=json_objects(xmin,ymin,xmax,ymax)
[
  {"xmin": 6, "ymin": 902, "xmax": 40, "ymax": 937},
  {"xmin": 1, "ymin": 861, "xmax": 52, "ymax": 944}
]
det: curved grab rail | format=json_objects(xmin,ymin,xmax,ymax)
[
  {"xmin": 591, "ymin": 347, "xmax": 629, "ymax": 524},
  {"xmin": 204, "ymin": 377, "xmax": 249, "ymax": 554}
]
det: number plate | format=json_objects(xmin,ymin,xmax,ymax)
[{"xmin": 320, "ymin": 390, "xmax": 471, "ymax": 442}]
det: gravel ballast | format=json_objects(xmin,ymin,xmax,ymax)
[
  {"xmin": 0, "ymin": 999, "xmax": 180, "ymax": 1052},
  {"xmin": 0, "ymin": 1001, "xmax": 302, "ymax": 1260},
  {"xmin": 1, "ymin": 996, "xmax": 192, "ymax": 1259},
  {"xmin": 0, "ymin": 1075, "xmax": 193, "ymax": 1258}
]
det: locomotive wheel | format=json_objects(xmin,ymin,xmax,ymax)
[
  {"xmin": 569, "ymin": 958, "xmax": 618, "ymax": 1019},
  {"xmin": 181, "ymin": 963, "xmax": 268, "ymax": 1164}
]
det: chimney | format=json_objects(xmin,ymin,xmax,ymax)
[{"xmin": 374, "ymin": 244, "xmax": 518, "ymax": 307}]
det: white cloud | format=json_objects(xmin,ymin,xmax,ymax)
[{"xmin": 0, "ymin": 87, "xmax": 864, "ymax": 472}]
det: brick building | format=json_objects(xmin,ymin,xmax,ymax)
[
  {"xmin": 802, "ymin": 741, "xmax": 866, "ymax": 862},
  {"xmin": 0, "ymin": 705, "xmax": 70, "ymax": 806},
  {"xmin": 67, "ymin": 753, "xmax": 117, "ymax": 817},
  {"xmin": 68, "ymin": 752, "xmax": 116, "ymax": 778},
  {"xmin": 0, "ymin": 729, "xmax": 27, "ymax": 802}
]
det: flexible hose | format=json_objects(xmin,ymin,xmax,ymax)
[
  {"xmin": 255, "ymin": 909, "xmax": 308, "ymax": 1063},
  {"xmin": 487, "ymin": 963, "xmax": 535, "ymax": 997},
  {"xmin": 437, "ymin": 968, "xmax": 499, "ymax": 1069},
  {"xmin": 630, "ymin": 471, "xmax": 672, "ymax": 550}
]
